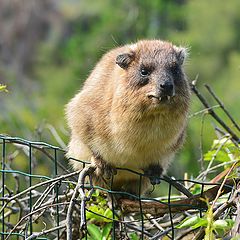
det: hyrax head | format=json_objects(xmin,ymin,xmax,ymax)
[{"xmin": 116, "ymin": 40, "xmax": 190, "ymax": 108}]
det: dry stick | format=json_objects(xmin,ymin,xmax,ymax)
[
  {"xmin": 197, "ymin": 159, "xmax": 238, "ymax": 182},
  {"xmin": 66, "ymin": 165, "xmax": 96, "ymax": 240},
  {"xmin": 5, "ymin": 189, "xmax": 74, "ymax": 232},
  {"xmin": 188, "ymin": 105, "xmax": 220, "ymax": 118},
  {"xmin": 231, "ymin": 184, "xmax": 240, "ymax": 237},
  {"xmin": 125, "ymin": 223, "xmax": 153, "ymax": 237},
  {"xmin": 163, "ymin": 176, "xmax": 193, "ymax": 198},
  {"xmin": 119, "ymin": 178, "xmax": 239, "ymax": 217},
  {"xmin": 205, "ymin": 84, "xmax": 240, "ymax": 133},
  {"xmin": 199, "ymin": 112, "xmax": 208, "ymax": 173},
  {"xmin": 146, "ymin": 214, "xmax": 173, "ymax": 240},
  {"xmin": 1, "ymin": 136, "xmax": 71, "ymax": 175},
  {"xmin": 212, "ymin": 161, "xmax": 238, "ymax": 208},
  {"xmin": 79, "ymin": 166, "xmax": 96, "ymax": 229},
  {"xmin": 32, "ymin": 183, "xmax": 56, "ymax": 210},
  {"xmin": 190, "ymin": 82, "xmax": 240, "ymax": 143},
  {"xmin": 0, "ymin": 170, "xmax": 80, "ymax": 215},
  {"xmin": 25, "ymin": 224, "xmax": 66, "ymax": 240},
  {"xmin": 5, "ymin": 202, "xmax": 68, "ymax": 240},
  {"xmin": 66, "ymin": 173, "xmax": 82, "ymax": 240}
]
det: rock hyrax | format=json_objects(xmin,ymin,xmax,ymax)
[{"xmin": 66, "ymin": 39, "xmax": 190, "ymax": 195}]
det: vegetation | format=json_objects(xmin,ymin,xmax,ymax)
[{"xmin": 0, "ymin": 85, "xmax": 7, "ymax": 92}]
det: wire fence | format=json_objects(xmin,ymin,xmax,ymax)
[{"xmin": 0, "ymin": 134, "xmax": 238, "ymax": 240}]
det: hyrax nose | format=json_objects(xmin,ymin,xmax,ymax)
[{"xmin": 160, "ymin": 81, "xmax": 175, "ymax": 96}]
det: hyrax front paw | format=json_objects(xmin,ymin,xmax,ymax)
[
  {"xmin": 91, "ymin": 156, "xmax": 117, "ymax": 180},
  {"xmin": 143, "ymin": 164, "xmax": 163, "ymax": 185}
]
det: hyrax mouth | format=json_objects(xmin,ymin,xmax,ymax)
[
  {"xmin": 147, "ymin": 93, "xmax": 174, "ymax": 102},
  {"xmin": 159, "ymin": 95, "xmax": 171, "ymax": 102}
]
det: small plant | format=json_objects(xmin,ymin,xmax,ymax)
[
  {"xmin": 0, "ymin": 84, "xmax": 8, "ymax": 92},
  {"xmin": 177, "ymin": 136, "xmax": 239, "ymax": 239},
  {"xmin": 177, "ymin": 213, "xmax": 234, "ymax": 239},
  {"xmin": 86, "ymin": 190, "xmax": 117, "ymax": 240}
]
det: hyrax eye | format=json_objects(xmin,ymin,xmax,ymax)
[{"xmin": 140, "ymin": 67, "xmax": 151, "ymax": 77}]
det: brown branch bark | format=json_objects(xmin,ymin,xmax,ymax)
[{"xmin": 119, "ymin": 178, "xmax": 239, "ymax": 217}]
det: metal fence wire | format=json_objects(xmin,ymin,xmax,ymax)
[{"xmin": 0, "ymin": 134, "xmax": 238, "ymax": 240}]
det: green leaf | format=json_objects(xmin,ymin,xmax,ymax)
[
  {"xmin": 190, "ymin": 184, "xmax": 202, "ymax": 195},
  {"xmin": 204, "ymin": 150, "xmax": 230, "ymax": 162},
  {"xmin": 103, "ymin": 208, "xmax": 113, "ymax": 222},
  {"xmin": 87, "ymin": 224, "xmax": 102, "ymax": 240},
  {"xmin": 129, "ymin": 232, "xmax": 139, "ymax": 240},
  {"xmin": 213, "ymin": 219, "xmax": 234, "ymax": 230},
  {"xmin": 191, "ymin": 218, "xmax": 208, "ymax": 229},
  {"xmin": 214, "ymin": 228, "xmax": 225, "ymax": 237},
  {"xmin": 213, "ymin": 220, "xmax": 228, "ymax": 229},
  {"xmin": 91, "ymin": 189, "xmax": 100, "ymax": 197},
  {"xmin": 176, "ymin": 216, "xmax": 200, "ymax": 229},
  {"xmin": 102, "ymin": 223, "xmax": 112, "ymax": 240},
  {"xmin": 87, "ymin": 205, "xmax": 106, "ymax": 221},
  {"xmin": 0, "ymin": 84, "xmax": 8, "ymax": 92},
  {"xmin": 225, "ymin": 219, "xmax": 235, "ymax": 228}
]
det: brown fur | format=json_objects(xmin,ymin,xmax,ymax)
[{"xmin": 66, "ymin": 40, "xmax": 191, "ymax": 195}]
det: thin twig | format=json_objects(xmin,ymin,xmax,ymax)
[
  {"xmin": 188, "ymin": 105, "xmax": 220, "ymax": 118},
  {"xmin": 79, "ymin": 165, "xmax": 96, "ymax": 229},
  {"xmin": 199, "ymin": 112, "xmax": 208, "ymax": 173},
  {"xmin": 5, "ymin": 202, "xmax": 68, "ymax": 240},
  {"xmin": 66, "ymin": 173, "xmax": 82, "ymax": 240},
  {"xmin": 25, "ymin": 224, "xmax": 66, "ymax": 240},
  {"xmin": 212, "ymin": 161, "xmax": 238, "ymax": 208},
  {"xmin": 205, "ymin": 84, "xmax": 240, "ymax": 132},
  {"xmin": 66, "ymin": 165, "xmax": 96, "ymax": 240},
  {"xmin": 1, "ymin": 171, "xmax": 80, "ymax": 203},
  {"xmin": 190, "ymin": 82, "xmax": 239, "ymax": 143},
  {"xmin": 163, "ymin": 176, "xmax": 193, "ymax": 197},
  {"xmin": 202, "ymin": 136, "xmax": 230, "ymax": 180},
  {"xmin": 231, "ymin": 184, "xmax": 240, "ymax": 236}
]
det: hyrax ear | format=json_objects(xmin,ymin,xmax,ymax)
[
  {"xmin": 116, "ymin": 52, "xmax": 135, "ymax": 69},
  {"xmin": 174, "ymin": 46, "xmax": 189, "ymax": 65}
]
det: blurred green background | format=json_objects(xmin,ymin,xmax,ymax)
[{"xmin": 0, "ymin": 0, "xmax": 240, "ymax": 178}]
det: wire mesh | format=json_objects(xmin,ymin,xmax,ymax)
[{"xmin": 0, "ymin": 134, "xmax": 237, "ymax": 240}]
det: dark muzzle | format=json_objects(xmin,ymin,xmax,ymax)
[{"xmin": 160, "ymin": 80, "xmax": 175, "ymax": 97}]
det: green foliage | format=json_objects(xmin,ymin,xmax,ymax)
[
  {"xmin": 204, "ymin": 137, "xmax": 240, "ymax": 163},
  {"xmin": 177, "ymin": 136, "xmax": 239, "ymax": 239},
  {"xmin": 85, "ymin": 190, "xmax": 117, "ymax": 240},
  {"xmin": 129, "ymin": 232, "xmax": 140, "ymax": 240},
  {"xmin": 87, "ymin": 223, "xmax": 112, "ymax": 240},
  {"xmin": 1, "ymin": 0, "xmax": 240, "ymax": 179},
  {"xmin": 0, "ymin": 84, "xmax": 7, "ymax": 92},
  {"xmin": 177, "ymin": 214, "xmax": 234, "ymax": 239},
  {"xmin": 86, "ymin": 190, "xmax": 117, "ymax": 223},
  {"xmin": 176, "ymin": 216, "xmax": 202, "ymax": 229}
]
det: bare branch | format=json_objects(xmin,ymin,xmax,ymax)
[
  {"xmin": 119, "ymin": 178, "xmax": 239, "ymax": 217},
  {"xmin": 66, "ymin": 165, "xmax": 96, "ymax": 240},
  {"xmin": 205, "ymin": 84, "xmax": 240, "ymax": 133},
  {"xmin": 190, "ymin": 82, "xmax": 239, "ymax": 143}
]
